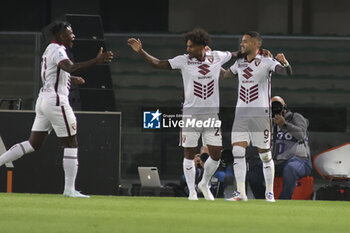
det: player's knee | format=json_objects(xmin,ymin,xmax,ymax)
[
  {"xmin": 259, "ymin": 151, "xmax": 272, "ymax": 163},
  {"xmin": 232, "ymin": 146, "xmax": 246, "ymax": 158},
  {"xmin": 28, "ymin": 140, "xmax": 40, "ymax": 151},
  {"xmin": 209, "ymin": 150, "xmax": 221, "ymax": 161},
  {"xmin": 61, "ymin": 135, "xmax": 78, "ymax": 148},
  {"xmin": 64, "ymin": 141, "xmax": 78, "ymax": 148}
]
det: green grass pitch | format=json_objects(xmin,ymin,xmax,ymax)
[{"xmin": 0, "ymin": 193, "xmax": 349, "ymax": 233}]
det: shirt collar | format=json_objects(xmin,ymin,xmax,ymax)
[{"xmin": 51, "ymin": 40, "xmax": 63, "ymax": 45}]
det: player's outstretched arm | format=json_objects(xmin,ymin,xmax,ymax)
[
  {"xmin": 127, "ymin": 38, "xmax": 171, "ymax": 70},
  {"xmin": 275, "ymin": 53, "xmax": 293, "ymax": 76},
  {"xmin": 59, "ymin": 47, "xmax": 114, "ymax": 74}
]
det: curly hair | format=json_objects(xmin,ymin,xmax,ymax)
[
  {"xmin": 184, "ymin": 28, "xmax": 211, "ymax": 46},
  {"xmin": 50, "ymin": 21, "xmax": 71, "ymax": 37}
]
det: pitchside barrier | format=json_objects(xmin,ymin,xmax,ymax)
[{"xmin": 0, "ymin": 110, "xmax": 121, "ymax": 195}]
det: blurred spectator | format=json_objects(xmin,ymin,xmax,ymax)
[{"xmin": 179, "ymin": 147, "xmax": 235, "ymax": 198}]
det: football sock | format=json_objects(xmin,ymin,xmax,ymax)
[
  {"xmin": 201, "ymin": 156, "xmax": 220, "ymax": 185},
  {"xmin": 232, "ymin": 146, "xmax": 246, "ymax": 196},
  {"xmin": 63, "ymin": 148, "xmax": 78, "ymax": 191},
  {"xmin": 0, "ymin": 141, "xmax": 34, "ymax": 166},
  {"xmin": 183, "ymin": 158, "xmax": 196, "ymax": 193},
  {"xmin": 259, "ymin": 151, "xmax": 275, "ymax": 194}
]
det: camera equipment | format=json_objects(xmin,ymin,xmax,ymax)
[
  {"xmin": 200, "ymin": 153, "xmax": 209, "ymax": 162},
  {"xmin": 272, "ymin": 101, "xmax": 284, "ymax": 118}
]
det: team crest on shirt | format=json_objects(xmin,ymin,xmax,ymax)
[
  {"xmin": 255, "ymin": 59, "xmax": 261, "ymax": 67},
  {"xmin": 71, "ymin": 122, "xmax": 76, "ymax": 131},
  {"xmin": 207, "ymin": 55, "xmax": 214, "ymax": 63}
]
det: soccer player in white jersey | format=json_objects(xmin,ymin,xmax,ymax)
[
  {"xmin": 0, "ymin": 21, "xmax": 114, "ymax": 197},
  {"xmin": 128, "ymin": 28, "xmax": 241, "ymax": 201},
  {"xmin": 223, "ymin": 31, "xmax": 292, "ymax": 202}
]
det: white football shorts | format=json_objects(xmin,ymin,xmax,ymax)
[
  {"xmin": 32, "ymin": 95, "xmax": 77, "ymax": 137},
  {"xmin": 179, "ymin": 114, "xmax": 222, "ymax": 148},
  {"xmin": 231, "ymin": 116, "xmax": 271, "ymax": 149}
]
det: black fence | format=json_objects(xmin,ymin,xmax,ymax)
[{"xmin": 0, "ymin": 110, "xmax": 121, "ymax": 195}]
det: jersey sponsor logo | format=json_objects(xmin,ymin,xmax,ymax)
[
  {"xmin": 198, "ymin": 64, "xmax": 210, "ymax": 75},
  {"xmin": 243, "ymin": 67, "xmax": 253, "ymax": 79},
  {"xmin": 193, "ymin": 80, "xmax": 214, "ymax": 100},
  {"xmin": 198, "ymin": 76, "xmax": 212, "ymax": 80},
  {"xmin": 187, "ymin": 61, "xmax": 202, "ymax": 65},
  {"xmin": 238, "ymin": 63, "xmax": 248, "ymax": 68},
  {"xmin": 58, "ymin": 51, "xmax": 64, "ymax": 58},
  {"xmin": 239, "ymin": 84, "xmax": 258, "ymax": 104}
]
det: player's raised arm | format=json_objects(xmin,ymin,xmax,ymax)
[
  {"xmin": 274, "ymin": 53, "xmax": 293, "ymax": 76},
  {"xmin": 127, "ymin": 38, "xmax": 171, "ymax": 70},
  {"xmin": 59, "ymin": 47, "xmax": 114, "ymax": 74}
]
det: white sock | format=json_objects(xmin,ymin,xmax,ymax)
[
  {"xmin": 201, "ymin": 156, "xmax": 220, "ymax": 186},
  {"xmin": 232, "ymin": 146, "xmax": 246, "ymax": 196},
  {"xmin": 259, "ymin": 151, "xmax": 275, "ymax": 194},
  {"xmin": 0, "ymin": 141, "xmax": 34, "ymax": 166},
  {"xmin": 63, "ymin": 148, "xmax": 78, "ymax": 191},
  {"xmin": 183, "ymin": 158, "xmax": 196, "ymax": 193}
]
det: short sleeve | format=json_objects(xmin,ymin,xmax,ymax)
[
  {"xmin": 229, "ymin": 61, "xmax": 238, "ymax": 75},
  {"xmin": 168, "ymin": 55, "xmax": 186, "ymax": 70},
  {"xmin": 268, "ymin": 57, "xmax": 281, "ymax": 72},
  {"xmin": 53, "ymin": 46, "xmax": 69, "ymax": 65},
  {"xmin": 215, "ymin": 51, "xmax": 232, "ymax": 65}
]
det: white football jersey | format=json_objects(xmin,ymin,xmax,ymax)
[
  {"xmin": 40, "ymin": 41, "xmax": 71, "ymax": 106},
  {"xmin": 230, "ymin": 54, "xmax": 281, "ymax": 117},
  {"xmin": 168, "ymin": 50, "xmax": 232, "ymax": 115}
]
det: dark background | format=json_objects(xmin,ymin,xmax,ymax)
[
  {"xmin": 0, "ymin": 111, "xmax": 121, "ymax": 195},
  {"xmin": 0, "ymin": 0, "xmax": 169, "ymax": 33},
  {"xmin": 1, "ymin": 0, "xmax": 350, "ymax": 36}
]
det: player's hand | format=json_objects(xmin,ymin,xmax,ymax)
[
  {"xmin": 204, "ymin": 46, "xmax": 211, "ymax": 52},
  {"xmin": 96, "ymin": 47, "xmax": 114, "ymax": 64},
  {"xmin": 275, "ymin": 53, "xmax": 288, "ymax": 65},
  {"xmin": 71, "ymin": 76, "xmax": 85, "ymax": 85},
  {"xmin": 273, "ymin": 114, "xmax": 286, "ymax": 126},
  {"xmin": 194, "ymin": 154, "xmax": 201, "ymax": 165},
  {"xmin": 127, "ymin": 38, "xmax": 142, "ymax": 53}
]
